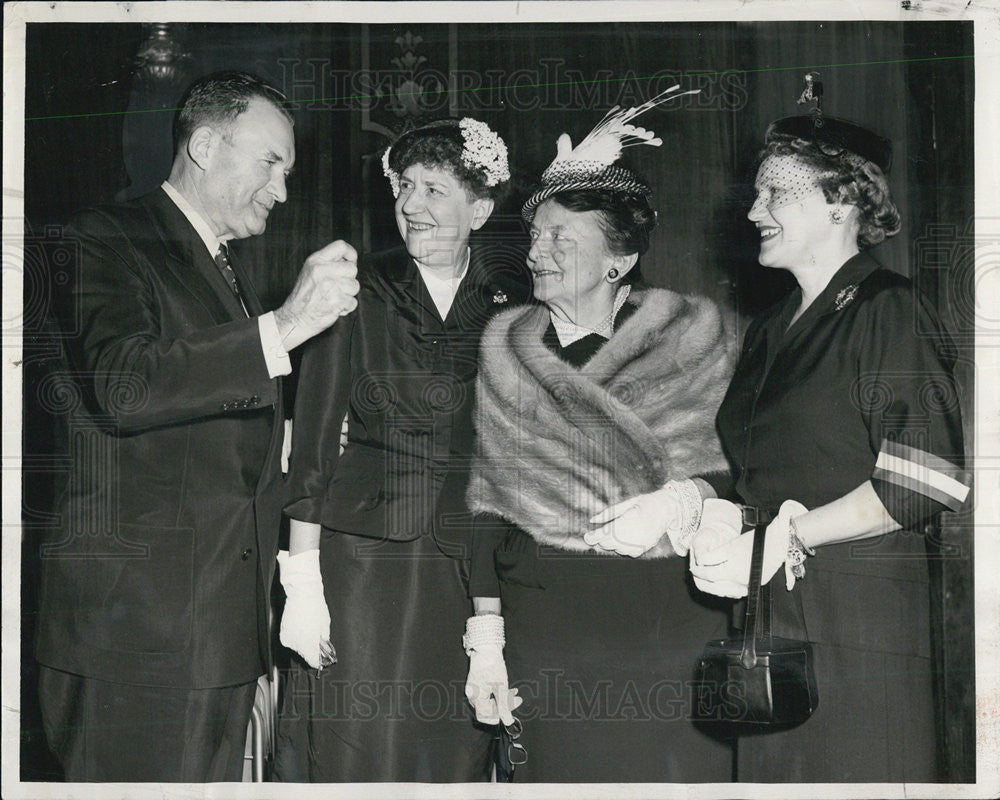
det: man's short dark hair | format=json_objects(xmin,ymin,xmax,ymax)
[{"xmin": 172, "ymin": 71, "xmax": 292, "ymax": 154}]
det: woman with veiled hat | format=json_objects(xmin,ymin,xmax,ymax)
[
  {"xmin": 616, "ymin": 80, "xmax": 971, "ymax": 780},
  {"xmin": 463, "ymin": 90, "xmax": 737, "ymax": 781},
  {"xmin": 274, "ymin": 118, "xmax": 532, "ymax": 781}
]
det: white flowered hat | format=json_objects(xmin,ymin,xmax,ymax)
[{"xmin": 382, "ymin": 118, "xmax": 510, "ymax": 199}]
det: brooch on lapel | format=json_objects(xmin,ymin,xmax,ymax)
[
  {"xmin": 834, "ymin": 284, "xmax": 858, "ymax": 311},
  {"xmin": 492, "ymin": 290, "xmax": 508, "ymax": 305}
]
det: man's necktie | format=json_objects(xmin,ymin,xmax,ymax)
[{"xmin": 214, "ymin": 243, "xmax": 241, "ymax": 297}]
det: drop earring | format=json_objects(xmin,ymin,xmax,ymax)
[{"xmin": 606, "ymin": 268, "xmax": 620, "ymax": 282}]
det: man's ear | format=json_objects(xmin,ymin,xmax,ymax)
[
  {"xmin": 186, "ymin": 126, "xmax": 218, "ymax": 171},
  {"xmin": 469, "ymin": 197, "xmax": 495, "ymax": 231}
]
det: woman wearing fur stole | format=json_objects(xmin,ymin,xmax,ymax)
[{"xmin": 463, "ymin": 91, "xmax": 736, "ymax": 781}]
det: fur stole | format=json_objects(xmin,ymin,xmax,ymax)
[{"xmin": 467, "ymin": 288, "xmax": 735, "ymax": 557}]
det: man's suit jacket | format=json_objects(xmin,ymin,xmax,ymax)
[
  {"xmin": 284, "ymin": 244, "xmax": 532, "ymax": 554},
  {"xmin": 36, "ymin": 187, "xmax": 285, "ymax": 689}
]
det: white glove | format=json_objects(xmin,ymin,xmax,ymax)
[
  {"xmin": 690, "ymin": 499, "xmax": 809, "ymax": 598},
  {"xmin": 463, "ymin": 615, "xmax": 523, "ymax": 726},
  {"xmin": 277, "ymin": 549, "xmax": 335, "ymax": 670},
  {"xmin": 689, "ymin": 499, "xmax": 743, "ymax": 559},
  {"xmin": 585, "ymin": 479, "xmax": 703, "ymax": 557}
]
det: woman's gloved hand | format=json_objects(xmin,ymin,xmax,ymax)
[
  {"xmin": 464, "ymin": 614, "xmax": 522, "ymax": 726},
  {"xmin": 688, "ymin": 499, "xmax": 746, "ymax": 596},
  {"xmin": 585, "ymin": 479, "xmax": 704, "ymax": 557},
  {"xmin": 277, "ymin": 549, "xmax": 336, "ymax": 670},
  {"xmin": 690, "ymin": 499, "xmax": 809, "ymax": 597}
]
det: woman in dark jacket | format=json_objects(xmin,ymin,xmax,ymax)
[
  {"xmin": 648, "ymin": 105, "xmax": 969, "ymax": 780},
  {"xmin": 274, "ymin": 118, "xmax": 532, "ymax": 782},
  {"xmin": 464, "ymin": 93, "xmax": 737, "ymax": 781}
]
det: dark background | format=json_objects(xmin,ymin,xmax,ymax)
[{"xmin": 20, "ymin": 20, "xmax": 975, "ymax": 781}]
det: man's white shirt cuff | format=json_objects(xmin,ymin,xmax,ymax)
[{"xmin": 258, "ymin": 312, "xmax": 292, "ymax": 378}]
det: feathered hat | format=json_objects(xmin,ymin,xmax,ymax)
[{"xmin": 521, "ymin": 84, "xmax": 699, "ymax": 222}]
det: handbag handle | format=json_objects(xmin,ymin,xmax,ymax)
[{"xmin": 739, "ymin": 523, "xmax": 772, "ymax": 669}]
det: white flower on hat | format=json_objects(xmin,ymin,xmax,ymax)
[
  {"xmin": 382, "ymin": 147, "xmax": 400, "ymax": 198},
  {"xmin": 458, "ymin": 118, "xmax": 510, "ymax": 187},
  {"xmin": 381, "ymin": 118, "xmax": 509, "ymax": 198}
]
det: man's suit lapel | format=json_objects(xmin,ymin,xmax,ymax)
[
  {"xmin": 142, "ymin": 188, "xmax": 249, "ymax": 322},
  {"xmin": 141, "ymin": 188, "xmax": 279, "ymax": 486}
]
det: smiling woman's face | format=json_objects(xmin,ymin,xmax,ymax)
[
  {"xmin": 394, "ymin": 163, "xmax": 490, "ymax": 269},
  {"xmin": 747, "ymin": 154, "xmax": 836, "ymax": 271},
  {"xmin": 526, "ymin": 199, "xmax": 618, "ymax": 311}
]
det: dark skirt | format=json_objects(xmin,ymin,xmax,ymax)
[
  {"xmin": 736, "ymin": 564, "xmax": 938, "ymax": 782},
  {"xmin": 495, "ymin": 534, "xmax": 734, "ymax": 782},
  {"xmin": 274, "ymin": 531, "xmax": 492, "ymax": 782}
]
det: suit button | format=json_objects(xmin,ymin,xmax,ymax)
[{"xmin": 241, "ymin": 548, "xmax": 253, "ymax": 561}]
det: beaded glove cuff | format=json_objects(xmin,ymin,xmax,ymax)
[{"xmin": 463, "ymin": 614, "xmax": 505, "ymax": 656}]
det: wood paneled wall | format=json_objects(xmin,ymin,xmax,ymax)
[{"xmin": 21, "ymin": 20, "xmax": 974, "ymax": 781}]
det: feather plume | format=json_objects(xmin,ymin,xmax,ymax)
[{"xmin": 546, "ymin": 85, "xmax": 701, "ymax": 175}]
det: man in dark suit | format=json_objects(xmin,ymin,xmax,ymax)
[{"xmin": 34, "ymin": 71, "xmax": 359, "ymax": 782}]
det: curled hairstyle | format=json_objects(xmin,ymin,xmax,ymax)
[
  {"xmin": 761, "ymin": 134, "xmax": 901, "ymax": 249},
  {"xmin": 548, "ymin": 188, "xmax": 657, "ymax": 283},
  {"xmin": 388, "ymin": 121, "xmax": 507, "ymax": 201},
  {"xmin": 173, "ymin": 71, "xmax": 292, "ymax": 154}
]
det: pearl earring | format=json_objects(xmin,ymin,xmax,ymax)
[{"xmin": 830, "ymin": 208, "xmax": 845, "ymax": 224}]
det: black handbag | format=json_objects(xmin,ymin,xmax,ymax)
[{"xmin": 691, "ymin": 520, "xmax": 818, "ymax": 727}]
